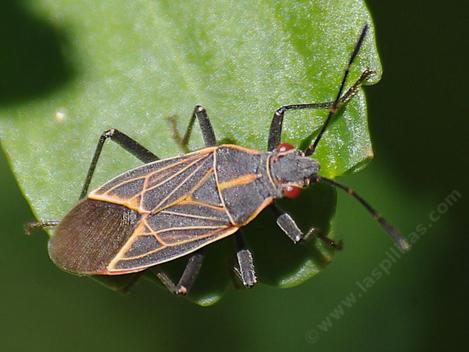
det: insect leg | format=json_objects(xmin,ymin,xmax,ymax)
[
  {"xmin": 271, "ymin": 204, "xmax": 342, "ymax": 248},
  {"xmin": 267, "ymin": 70, "xmax": 373, "ymax": 151},
  {"xmin": 180, "ymin": 105, "xmax": 217, "ymax": 150},
  {"xmin": 154, "ymin": 251, "xmax": 205, "ymax": 295},
  {"xmin": 175, "ymin": 251, "xmax": 205, "ymax": 295},
  {"xmin": 153, "ymin": 269, "xmax": 178, "ymax": 293},
  {"xmin": 271, "ymin": 204, "xmax": 302, "ymax": 243},
  {"xmin": 24, "ymin": 220, "xmax": 60, "ymax": 235},
  {"xmin": 305, "ymin": 25, "xmax": 370, "ymax": 156},
  {"xmin": 233, "ymin": 230, "xmax": 257, "ymax": 287},
  {"xmin": 303, "ymin": 227, "xmax": 343, "ymax": 250},
  {"xmin": 25, "ymin": 130, "xmax": 157, "ymax": 233},
  {"xmin": 80, "ymin": 128, "xmax": 159, "ymax": 199}
]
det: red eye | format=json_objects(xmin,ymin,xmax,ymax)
[
  {"xmin": 276, "ymin": 143, "xmax": 295, "ymax": 153},
  {"xmin": 283, "ymin": 185, "xmax": 302, "ymax": 199}
]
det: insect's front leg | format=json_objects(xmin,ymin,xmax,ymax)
[
  {"xmin": 154, "ymin": 251, "xmax": 205, "ymax": 295},
  {"xmin": 233, "ymin": 230, "xmax": 257, "ymax": 288},
  {"xmin": 267, "ymin": 69, "xmax": 374, "ymax": 151},
  {"xmin": 271, "ymin": 204, "xmax": 342, "ymax": 249}
]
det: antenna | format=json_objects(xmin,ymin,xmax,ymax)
[
  {"xmin": 305, "ymin": 24, "xmax": 369, "ymax": 156},
  {"xmin": 315, "ymin": 176, "xmax": 410, "ymax": 251}
]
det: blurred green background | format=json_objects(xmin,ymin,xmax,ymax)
[{"xmin": 0, "ymin": 1, "xmax": 467, "ymax": 351}]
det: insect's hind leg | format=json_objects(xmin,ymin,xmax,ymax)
[
  {"xmin": 170, "ymin": 105, "xmax": 217, "ymax": 152},
  {"xmin": 80, "ymin": 128, "xmax": 160, "ymax": 199},
  {"xmin": 25, "ymin": 130, "xmax": 159, "ymax": 234},
  {"xmin": 24, "ymin": 220, "xmax": 60, "ymax": 235},
  {"xmin": 154, "ymin": 251, "xmax": 205, "ymax": 295},
  {"xmin": 267, "ymin": 69, "xmax": 374, "ymax": 151},
  {"xmin": 233, "ymin": 230, "xmax": 257, "ymax": 288},
  {"xmin": 271, "ymin": 204, "xmax": 342, "ymax": 249}
]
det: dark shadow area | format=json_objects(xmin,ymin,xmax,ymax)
[
  {"xmin": 0, "ymin": 146, "xmax": 35, "ymax": 235},
  {"xmin": 248, "ymin": 184, "xmax": 337, "ymax": 285},
  {"xmin": 138, "ymin": 184, "xmax": 337, "ymax": 303},
  {"xmin": 366, "ymin": 1, "xmax": 468, "ymax": 350},
  {"xmin": 0, "ymin": 1, "xmax": 75, "ymax": 107}
]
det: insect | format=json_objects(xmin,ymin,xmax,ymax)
[{"xmin": 27, "ymin": 25, "xmax": 409, "ymax": 295}]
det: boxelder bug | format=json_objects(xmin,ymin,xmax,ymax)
[{"xmin": 27, "ymin": 24, "xmax": 409, "ymax": 295}]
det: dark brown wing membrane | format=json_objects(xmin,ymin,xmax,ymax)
[{"xmin": 48, "ymin": 199, "xmax": 142, "ymax": 275}]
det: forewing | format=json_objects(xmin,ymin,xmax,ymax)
[
  {"xmin": 88, "ymin": 147, "xmax": 217, "ymax": 213},
  {"xmin": 102, "ymin": 147, "xmax": 237, "ymax": 274},
  {"xmin": 106, "ymin": 200, "xmax": 236, "ymax": 273}
]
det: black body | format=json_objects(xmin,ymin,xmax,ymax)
[{"xmin": 29, "ymin": 25, "xmax": 408, "ymax": 296}]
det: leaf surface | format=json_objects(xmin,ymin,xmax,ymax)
[{"xmin": 0, "ymin": 0, "xmax": 381, "ymax": 305}]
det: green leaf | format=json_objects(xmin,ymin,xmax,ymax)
[{"xmin": 0, "ymin": 0, "xmax": 381, "ymax": 305}]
